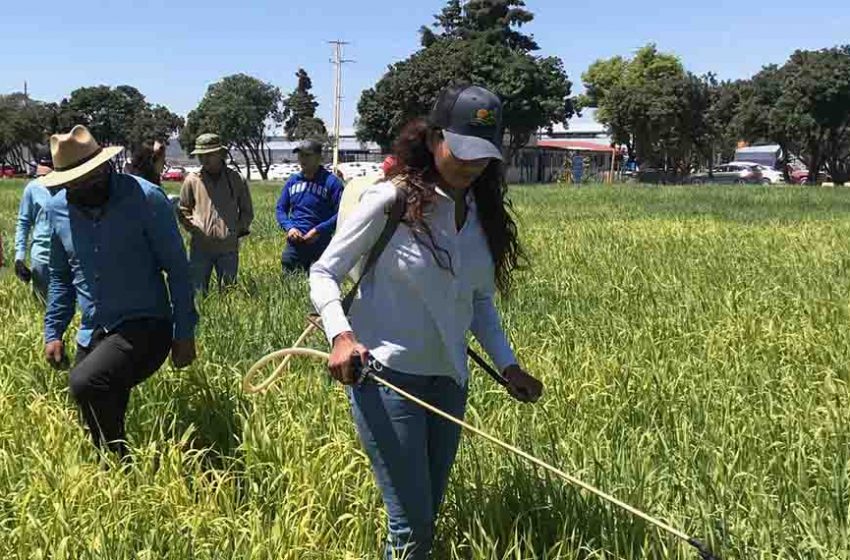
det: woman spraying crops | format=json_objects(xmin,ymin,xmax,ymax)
[{"xmin": 309, "ymin": 84, "xmax": 544, "ymax": 559}]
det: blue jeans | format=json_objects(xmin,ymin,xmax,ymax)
[
  {"xmin": 31, "ymin": 260, "xmax": 49, "ymax": 306},
  {"xmin": 190, "ymin": 248, "xmax": 239, "ymax": 293},
  {"xmin": 348, "ymin": 366, "xmax": 468, "ymax": 560},
  {"xmin": 281, "ymin": 238, "xmax": 330, "ymax": 274}
]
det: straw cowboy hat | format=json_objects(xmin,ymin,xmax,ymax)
[
  {"xmin": 40, "ymin": 125, "xmax": 123, "ymax": 188},
  {"xmin": 190, "ymin": 133, "xmax": 227, "ymax": 155}
]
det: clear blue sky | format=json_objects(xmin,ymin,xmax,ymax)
[{"xmin": 3, "ymin": 0, "xmax": 849, "ymax": 130}]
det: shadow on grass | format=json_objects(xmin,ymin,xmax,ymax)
[{"xmin": 139, "ymin": 366, "xmax": 251, "ymax": 470}]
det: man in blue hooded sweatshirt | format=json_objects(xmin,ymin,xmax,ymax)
[{"xmin": 275, "ymin": 140, "xmax": 344, "ymax": 273}]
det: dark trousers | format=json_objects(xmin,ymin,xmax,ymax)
[
  {"xmin": 281, "ymin": 239, "xmax": 330, "ymax": 274},
  {"xmin": 70, "ymin": 318, "xmax": 172, "ymax": 456},
  {"xmin": 189, "ymin": 246, "xmax": 239, "ymax": 294}
]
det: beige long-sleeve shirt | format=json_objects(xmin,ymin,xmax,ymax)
[{"xmin": 179, "ymin": 167, "xmax": 254, "ymax": 254}]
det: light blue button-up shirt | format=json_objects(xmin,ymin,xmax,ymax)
[
  {"xmin": 45, "ymin": 172, "xmax": 197, "ymax": 347},
  {"xmin": 14, "ymin": 180, "xmax": 52, "ymax": 264}
]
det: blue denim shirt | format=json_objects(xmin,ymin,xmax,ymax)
[
  {"xmin": 44, "ymin": 172, "xmax": 198, "ymax": 347},
  {"xmin": 14, "ymin": 180, "xmax": 52, "ymax": 265}
]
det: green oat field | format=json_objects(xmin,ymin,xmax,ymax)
[{"xmin": 1, "ymin": 179, "xmax": 849, "ymax": 559}]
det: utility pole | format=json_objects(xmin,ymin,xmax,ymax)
[{"xmin": 328, "ymin": 40, "xmax": 354, "ymax": 173}]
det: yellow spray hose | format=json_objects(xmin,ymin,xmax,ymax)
[
  {"xmin": 242, "ymin": 320, "xmax": 320, "ymax": 394},
  {"xmin": 244, "ymin": 340, "xmax": 719, "ymax": 559}
]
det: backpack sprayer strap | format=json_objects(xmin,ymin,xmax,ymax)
[
  {"xmin": 341, "ymin": 186, "xmax": 407, "ymax": 315},
  {"xmin": 245, "ymin": 186, "xmax": 506, "ymax": 394}
]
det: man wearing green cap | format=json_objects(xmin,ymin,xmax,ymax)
[{"xmin": 179, "ymin": 133, "xmax": 254, "ymax": 293}]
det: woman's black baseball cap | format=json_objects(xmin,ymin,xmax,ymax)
[{"xmin": 429, "ymin": 84, "xmax": 504, "ymax": 161}]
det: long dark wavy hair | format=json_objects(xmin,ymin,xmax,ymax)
[{"xmin": 385, "ymin": 118, "xmax": 524, "ymax": 294}]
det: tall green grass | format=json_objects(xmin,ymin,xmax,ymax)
[{"xmin": 0, "ymin": 179, "xmax": 848, "ymax": 559}]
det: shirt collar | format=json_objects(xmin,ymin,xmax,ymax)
[
  {"xmin": 434, "ymin": 184, "xmax": 474, "ymax": 206},
  {"xmin": 434, "ymin": 185, "xmax": 450, "ymax": 200}
]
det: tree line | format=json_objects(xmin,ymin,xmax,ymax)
[
  {"xmin": 0, "ymin": 85, "xmax": 183, "ymax": 171},
  {"xmin": 356, "ymin": 0, "xmax": 573, "ymax": 159},
  {"xmin": 580, "ymin": 44, "xmax": 850, "ymax": 184},
  {"xmin": 0, "ymin": 69, "xmax": 327, "ymax": 181},
  {"xmin": 2, "ymin": 0, "xmax": 847, "ymax": 184},
  {"xmin": 355, "ymin": 1, "xmax": 850, "ymax": 185}
]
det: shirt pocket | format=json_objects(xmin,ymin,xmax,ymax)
[{"xmin": 36, "ymin": 209, "xmax": 50, "ymax": 228}]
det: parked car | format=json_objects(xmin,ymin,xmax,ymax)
[
  {"xmin": 689, "ymin": 163, "xmax": 764, "ymax": 185},
  {"xmin": 0, "ymin": 164, "xmax": 24, "ymax": 178},
  {"xmin": 728, "ymin": 161, "xmax": 784, "ymax": 184},
  {"xmin": 789, "ymin": 168, "xmax": 830, "ymax": 184},
  {"xmin": 161, "ymin": 167, "xmax": 186, "ymax": 182},
  {"xmin": 634, "ymin": 168, "xmax": 687, "ymax": 184}
]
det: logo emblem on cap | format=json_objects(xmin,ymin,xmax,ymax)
[{"xmin": 471, "ymin": 109, "xmax": 497, "ymax": 127}]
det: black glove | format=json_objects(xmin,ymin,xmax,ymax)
[{"xmin": 14, "ymin": 260, "xmax": 32, "ymax": 283}]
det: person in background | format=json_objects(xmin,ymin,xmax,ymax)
[
  {"xmin": 39, "ymin": 125, "xmax": 197, "ymax": 459},
  {"xmin": 310, "ymin": 84, "xmax": 543, "ymax": 559},
  {"xmin": 127, "ymin": 140, "xmax": 166, "ymax": 186},
  {"xmin": 128, "ymin": 140, "xmax": 181, "ymax": 209},
  {"xmin": 178, "ymin": 133, "xmax": 254, "ymax": 293},
  {"xmin": 14, "ymin": 152, "xmax": 54, "ymax": 304},
  {"xmin": 276, "ymin": 140, "xmax": 344, "ymax": 273},
  {"xmin": 380, "ymin": 155, "xmax": 397, "ymax": 176}
]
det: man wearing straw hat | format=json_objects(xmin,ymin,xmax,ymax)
[
  {"xmin": 178, "ymin": 133, "xmax": 253, "ymax": 293},
  {"xmin": 40, "ymin": 125, "xmax": 198, "ymax": 458}
]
